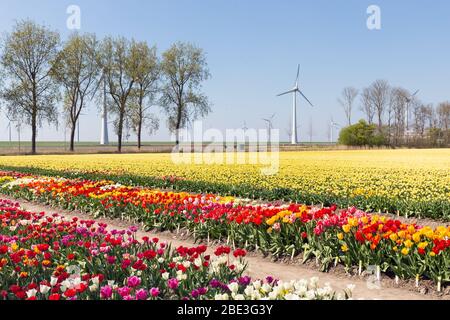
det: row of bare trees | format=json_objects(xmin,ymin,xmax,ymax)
[
  {"xmin": 0, "ymin": 20, "xmax": 211, "ymax": 154},
  {"xmin": 338, "ymin": 80, "xmax": 450, "ymax": 147}
]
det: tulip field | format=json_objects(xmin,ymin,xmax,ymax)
[
  {"xmin": 0, "ymin": 149, "xmax": 448, "ymax": 219},
  {"xmin": 1, "ymin": 169, "xmax": 449, "ymax": 296},
  {"xmin": 0, "ymin": 149, "xmax": 449, "ymax": 299},
  {"xmin": 0, "ymin": 197, "xmax": 351, "ymax": 300}
]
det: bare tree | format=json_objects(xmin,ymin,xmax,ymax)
[
  {"xmin": 360, "ymin": 87, "xmax": 375, "ymax": 124},
  {"xmin": 437, "ymin": 101, "xmax": 450, "ymax": 144},
  {"xmin": 338, "ymin": 87, "xmax": 358, "ymax": 126},
  {"xmin": 437, "ymin": 102, "xmax": 450, "ymax": 131},
  {"xmin": 128, "ymin": 41, "xmax": 160, "ymax": 149},
  {"xmin": 160, "ymin": 42, "xmax": 211, "ymax": 146},
  {"xmin": 101, "ymin": 37, "xmax": 141, "ymax": 152},
  {"xmin": 369, "ymin": 80, "xmax": 390, "ymax": 130},
  {"xmin": 51, "ymin": 33, "xmax": 100, "ymax": 151},
  {"xmin": 390, "ymin": 87, "xmax": 408, "ymax": 144},
  {"xmin": 0, "ymin": 20, "xmax": 60, "ymax": 154},
  {"xmin": 413, "ymin": 103, "xmax": 428, "ymax": 138}
]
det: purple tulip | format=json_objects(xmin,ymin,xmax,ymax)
[
  {"xmin": 191, "ymin": 289, "xmax": 199, "ymax": 299},
  {"xmin": 238, "ymin": 276, "xmax": 251, "ymax": 286}
]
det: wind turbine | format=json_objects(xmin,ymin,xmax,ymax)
[
  {"xmin": 262, "ymin": 114, "xmax": 276, "ymax": 144},
  {"xmin": 329, "ymin": 117, "xmax": 340, "ymax": 143},
  {"xmin": 242, "ymin": 121, "xmax": 248, "ymax": 133},
  {"xmin": 6, "ymin": 121, "xmax": 11, "ymax": 143},
  {"xmin": 4, "ymin": 114, "xmax": 15, "ymax": 145},
  {"xmin": 405, "ymin": 89, "xmax": 419, "ymax": 135},
  {"xmin": 277, "ymin": 64, "xmax": 313, "ymax": 145},
  {"xmin": 100, "ymin": 74, "xmax": 109, "ymax": 145}
]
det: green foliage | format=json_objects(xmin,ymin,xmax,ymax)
[{"xmin": 338, "ymin": 120, "xmax": 387, "ymax": 146}]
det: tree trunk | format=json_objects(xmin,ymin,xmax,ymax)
[
  {"xmin": 69, "ymin": 122, "xmax": 76, "ymax": 152},
  {"xmin": 137, "ymin": 119, "xmax": 142, "ymax": 150},
  {"xmin": 31, "ymin": 83, "xmax": 37, "ymax": 155},
  {"xmin": 378, "ymin": 112, "xmax": 383, "ymax": 131},
  {"xmin": 175, "ymin": 104, "xmax": 182, "ymax": 146},
  {"xmin": 117, "ymin": 105, "xmax": 124, "ymax": 153},
  {"xmin": 31, "ymin": 111, "xmax": 37, "ymax": 155},
  {"xmin": 138, "ymin": 94, "xmax": 143, "ymax": 150}
]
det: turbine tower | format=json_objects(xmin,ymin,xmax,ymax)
[
  {"xmin": 329, "ymin": 117, "xmax": 340, "ymax": 143},
  {"xmin": 262, "ymin": 114, "xmax": 276, "ymax": 144},
  {"xmin": 277, "ymin": 64, "xmax": 313, "ymax": 145},
  {"xmin": 405, "ymin": 89, "xmax": 419, "ymax": 135},
  {"xmin": 100, "ymin": 77, "xmax": 109, "ymax": 145}
]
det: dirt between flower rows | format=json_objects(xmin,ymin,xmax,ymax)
[{"xmin": 1, "ymin": 194, "xmax": 445, "ymax": 301}]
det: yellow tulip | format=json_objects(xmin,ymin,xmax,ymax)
[
  {"xmin": 337, "ymin": 233, "xmax": 344, "ymax": 240},
  {"xmin": 348, "ymin": 218, "xmax": 358, "ymax": 227},
  {"xmin": 389, "ymin": 233, "xmax": 398, "ymax": 242},
  {"xmin": 342, "ymin": 224, "xmax": 351, "ymax": 233},
  {"xmin": 418, "ymin": 242, "xmax": 428, "ymax": 249},
  {"xmin": 404, "ymin": 240, "xmax": 413, "ymax": 248},
  {"xmin": 401, "ymin": 248, "xmax": 409, "ymax": 256},
  {"xmin": 11, "ymin": 243, "xmax": 19, "ymax": 252}
]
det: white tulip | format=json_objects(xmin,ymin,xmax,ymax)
[
  {"xmin": 40, "ymin": 285, "xmax": 51, "ymax": 295},
  {"xmin": 26, "ymin": 289, "xmax": 37, "ymax": 298}
]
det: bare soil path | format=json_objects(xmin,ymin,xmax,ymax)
[{"xmin": 1, "ymin": 194, "xmax": 442, "ymax": 301}]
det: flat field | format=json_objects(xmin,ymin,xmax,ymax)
[{"xmin": 0, "ymin": 149, "xmax": 448, "ymax": 218}]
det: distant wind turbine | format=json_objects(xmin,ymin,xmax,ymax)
[
  {"xmin": 100, "ymin": 74, "xmax": 109, "ymax": 145},
  {"xmin": 277, "ymin": 64, "xmax": 313, "ymax": 145},
  {"xmin": 6, "ymin": 121, "xmax": 11, "ymax": 143},
  {"xmin": 242, "ymin": 121, "xmax": 248, "ymax": 133},
  {"xmin": 329, "ymin": 117, "xmax": 340, "ymax": 143},
  {"xmin": 262, "ymin": 114, "xmax": 276, "ymax": 144}
]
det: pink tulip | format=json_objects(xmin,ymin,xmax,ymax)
[
  {"xmin": 117, "ymin": 286, "xmax": 131, "ymax": 297},
  {"xmin": 168, "ymin": 278, "xmax": 179, "ymax": 290},
  {"xmin": 150, "ymin": 287, "xmax": 160, "ymax": 297},
  {"xmin": 135, "ymin": 289, "xmax": 148, "ymax": 300},
  {"xmin": 127, "ymin": 276, "xmax": 141, "ymax": 288},
  {"xmin": 100, "ymin": 285, "xmax": 113, "ymax": 299}
]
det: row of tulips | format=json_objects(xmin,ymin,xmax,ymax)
[
  {"xmin": 0, "ymin": 197, "xmax": 350, "ymax": 300},
  {"xmin": 0, "ymin": 171, "xmax": 449, "ymax": 291}
]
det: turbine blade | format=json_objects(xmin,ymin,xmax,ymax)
[
  {"xmin": 298, "ymin": 90, "xmax": 314, "ymax": 107},
  {"xmin": 296, "ymin": 64, "xmax": 300, "ymax": 84},
  {"xmin": 412, "ymin": 89, "xmax": 420, "ymax": 97},
  {"xmin": 277, "ymin": 89, "xmax": 296, "ymax": 96}
]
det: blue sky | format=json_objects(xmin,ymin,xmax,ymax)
[{"xmin": 0, "ymin": 0, "xmax": 449, "ymax": 143}]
